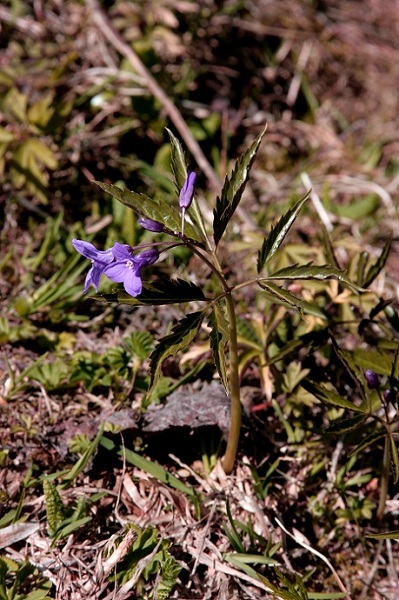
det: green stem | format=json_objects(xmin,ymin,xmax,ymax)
[
  {"xmin": 222, "ymin": 290, "xmax": 242, "ymax": 474},
  {"xmin": 188, "ymin": 243, "xmax": 241, "ymax": 473},
  {"xmin": 376, "ymin": 434, "xmax": 390, "ymax": 522}
]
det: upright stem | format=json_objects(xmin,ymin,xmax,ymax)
[
  {"xmin": 222, "ymin": 291, "xmax": 241, "ymax": 474},
  {"xmin": 188, "ymin": 243, "xmax": 242, "ymax": 473},
  {"xmin": 376, "ymin": 434, "xmax": 390, "ymax": 522}
]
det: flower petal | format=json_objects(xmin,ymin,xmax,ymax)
[
  {"xmin": 112, "ymin": 242, "xmax": 133, "ymax": 261},
  {"xmin": 123, "ymin": 267, "xmax": 143, "ymax": 296},
  {"xmin": 72, "ymin": 239, "xmax": 114, "ymax": 263},
  {"xmin": 103, "ymin": 262, "xmax": 128, "ymax": 283}
]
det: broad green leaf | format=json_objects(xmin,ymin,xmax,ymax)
[
  {"xmin": 362, "ymin": 234, "xmax": 392, "ymax": 287},
  {"xmin": 96, "ymin": 181, "xmax": 201, "ymax": 242},
  {"xmin": 213, "ymin": 126, "xmax": 266, "ymax": 246},
  {"xmin": 208, "ymin": 301, "xmax": 229, "ymax": 392},
  {"xmin": 264, "ymin": 263, "xmax": 361, "ymax": 293},
  {"xmin": 149, "ymin": 311, "xmax": 205, "ymax": 391},
  {"xmin": 303, "ymin": 380, "xmax": 367, "ymax": 413},
  {"xmin": 95, "ymin": 278, "xmax": 207, "ymax": 306},
  {"xmin": 257, "ymin": 192, "xmax": 309, "ymax": 273}
]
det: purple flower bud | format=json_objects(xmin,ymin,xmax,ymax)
[
  {"xmin": 138, "ymin": 217, "xmax": 164, "ymax": 233},
  {"xmin": 384, "ymin": 389, "xmax": 393, "ymax": 404},
  {"xmin": 178, "ymin": 172, "xmax": 196, "ymax": 209},
  {"xmin": 365, "ymin": 369, "xmax": 379, "ymax": 390}
]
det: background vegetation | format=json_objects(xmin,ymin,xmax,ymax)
[{"xmin": 1, "ymin": 0, "xmax": 399, "ymax": 598}]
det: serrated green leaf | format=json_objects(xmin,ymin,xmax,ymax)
[
  {"xmin": 208, "ymin": 301, "xmax": 229, "ymax": 392},
  {"xmin": 257, "ymin": 192, "xmax": 309, "ymax": 273},
  {"xmin": 320, "ymin": 220, "xmax": 340, "ymax": 268},
  {"xmin": 348, "ymin": 348, "xmax": 392, "ymax": 377},
  {"xmin": 362, "ymin": 234, "xmax": 392, "ymax": 288},
  {"xmin": 348, "ymin": 429, "xmax": 386, "ymax": 456},
  {"xmin": 166, "ymin": 128, "xmax": 187, "ymax": 191},
  {"xmin": 264, "ymin": 263, "xmax": 361, "ymax": 293},
  {"xmin": 258, "ymin": 281, "xmax": 305, "ymax": 314},
  {"xmin": 96, "ymin": 181, "xmax": 201, "ymax": 242},
  {"xmin": 149, "ymin": 311, "xmax": 205, "ymax": 391},
  {"xmin": 213, "ymin": 126, "xmax": 266, "ymax": 246},
  {"xmin": 124, "ymin": 331, "xmax": 154, "ymax": 360},
  {"xmin": 325, "ymin": 414, "xmax": 366, "ymax": 434},
  {"xmin": 303, "ymin": 380, "xmax": 367, "ymax": 413},
  {"xmin": 94, "ymin": 278, "xmax": 207, "ymax": 306}
]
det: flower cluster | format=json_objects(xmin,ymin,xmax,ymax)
[{"xmin": 73, "ymin": 172, "xmax": 196, "ymax": 297}]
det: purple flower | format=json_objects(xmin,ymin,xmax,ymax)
[
  {"xmin": 138, "ymin": 217, "xmax": 165, "ymax": 233},
  {"xmin": 103, "ymin": 241, "xmax": 159, "ymax": 297},
  {"xmin": 365, "ymin": 369, "xmax": 380, "ymax": 390},
  {"xmin": 178, "ymin": 171, "xmax": 196, "ymax": 209},
  {"xmin": 72, "ymin": 239, "xmax": 114, "ymax": 293}
]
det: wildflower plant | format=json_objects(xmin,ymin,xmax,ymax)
[{"xmin": 73, "ymin": 127, "xmax": 359, "ymax": 473}]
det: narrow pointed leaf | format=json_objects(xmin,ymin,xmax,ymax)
[
  {"xmin": 260, "ymin": 281, "xmax": 327, "ymax": 319},
  {"xmin": 258, "ymin": 281, "xmax": 305, "ymax": 314},
  {"xmin": 166, "ymin": 128, "xmax": 187, "ymax": 191},
  {"xmin": 96, "ymin": 181, "xmax": 201, "ymax": 242},
  {"xmin": 348, "ymin": 429, "xmax": 386, "ymax": 456},
  {"xmin": 257, "ymin": 192, "xmax": 309, "ymax": 273},
  {"xmin": 362, "ymin": 234, "xmax": 392, "ymax": 287},
  {"xmin": 264, "ymin": 263, "xmax": 361, "ymax": 293},
  {"xmin": 213, "ymin": 126, "xmax": 266, "ymax": 245},
  {"xmin": 325, "ymin": 413, "xmax": 366, "ymax": 434},
  {"xmin": 94, "ymin": 278, "xmax": 207, "ymax": 306},
  {"xmin": 366, "ymin": 531, "xmax": 399, "ymax": 540},
  {"xmin": 321, "ymin": 220, "xmax": 341, "ymax": 268},
  {"xmin": 208, "ymin": 301, "xmax": 229, "ymax": 392},
  {"xmin": 303, "ymin": 380, "xmax": 367, "ymax": 413},
  {"xmin": 149, "ymin": 311, "xmax": 205, "ymax": 391}
]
